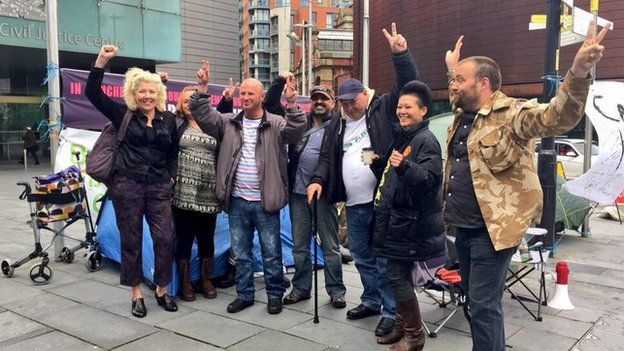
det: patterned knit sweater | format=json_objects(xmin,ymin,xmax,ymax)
[{"xmin": 173, "ymin": 125, "xmax": 221, "ymax": 213}]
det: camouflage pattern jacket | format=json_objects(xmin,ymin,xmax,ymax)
[{"xmin": 444, "ymin": 71, "xmax": 590, "ymax": 250}]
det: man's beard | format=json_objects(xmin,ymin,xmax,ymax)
[
  {"xmin": 454, "ymin": 90, "xmax": 478, "ymax": 112},
  {"xmin": 311, "ymin": 105, "xmax": 328, "ymax": 117}
]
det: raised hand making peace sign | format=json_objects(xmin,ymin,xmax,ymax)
[
  {"xmin": 382, "ymin": 22, "xmax": 407, "ymax": 53},
  {"xmin": 571, "ymin": 19, "xmax": 611, "ymax": 78},
  {"xmin": 222, "ymin": 77, "xmax": 240, "ymax": 102}
]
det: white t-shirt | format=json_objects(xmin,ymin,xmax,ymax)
[{"xmin": 342, "ymin": 115, "xmax": 377, "ymax": 206}]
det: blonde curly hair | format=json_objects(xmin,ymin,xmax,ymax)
[{"xmin": 123, "ymin": 67, "xmax": 167, "ymax": 112}]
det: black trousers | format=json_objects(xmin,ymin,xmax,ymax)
[
  {"xmin": 172, "ymin": 206, "xmax": 217, "ymax": 260},
  {"xmin": 110, "ymin": 176, "xmax": 174, "ymax": 287},
  {"xmin": 386, "ymin": 259, "xmax": 416, "ymax": 302}
]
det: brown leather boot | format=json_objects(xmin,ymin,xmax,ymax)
[
  {"xmin": 177, "ymin": 258, "xmax": 195, "ymax": 301},
  {"xmin": 200, "ymin": 257, "xmax": 217, "ymax": 299},
  {"xmin": 377, "ymin": 313, "xmax": 404, "ymax": 344},
  {"xmin": 389, "ymin": 297, "xmax": 425, "ymax": 351}
]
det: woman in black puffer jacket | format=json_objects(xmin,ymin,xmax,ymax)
[{"xmin": 373, "ymin": 81, "xmax": 445, "ymax": 351}]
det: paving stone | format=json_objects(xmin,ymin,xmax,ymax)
[
  {"xmin": 0, "ymin": 311, "xmax": 49, "ymax": 344},
  {"xmin": 221, "ymin": 300, "xmax": 312, "ymax": 331},
  {"xmin": 314, "ymin": 302, "xmax": 379, "ymax": 332},
  {"xmin": 4, "ymin": 292, "xmax": 79, "ymax": 317},
  {"xmin": 507, "ymin": 308, "xmax": 592, "ymax": 339},
  {"xmin": 0, "ymin": 278, "xmax": 45, "ymax": 306},
  {"xmin": 558, "ymin": 306, "xmax": 605, "ymax": 323},
  {"xmin": 114, "ymin": 330, "xmax": 221, "ymax": 351},
  {"xmin": 419, "ymin": 327, "xmax": 474, "ymax": 350},
  {"xmin": 285, "ymin": 317, "xmax": 388, "ymax": 351},
  {"xmin": 1, "ymin": 330, "xmax": 100, "ymax": 351},
  {"xmin": 572, "ymin": 272, "xmax": 624, "ymax": 290},
  {"xmin": 158, "ymin": 310, "xmax": 263, "ymax": 348},
  {"xmin": 229, "ymin": 330, "xmax": 326, "ymax": 351},
  {"xmin": 35, "ymin": 304, "xmax": 156, "ymax": 349},
  {"xmin": 579, "ymin": 328, "xmax": 624, "ymax": 351},
  {"xmin": 506, "ymin": 327, "xmax": 577, "ymax": 351},
  {"xmin": 47, "ymin": 279, "xmax": 129, "ymax": 309}
]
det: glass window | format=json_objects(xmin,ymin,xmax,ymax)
[
  {"xmin": 326, "ymin": 13, "xmax": 338, "ymax": 28},
  {"xmin": 312, "ymin": 12, "xmax": 317, "ymax": 26},
  {"xmin": 301, "ymin": 0, "xmax": 310, "ymax": 6}
]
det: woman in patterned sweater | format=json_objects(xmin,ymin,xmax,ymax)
[{"xmin": 173, "ymin": 83, "xmax": 223, "ymax": 301}]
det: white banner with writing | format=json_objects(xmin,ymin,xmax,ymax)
[
  {"xmin": 564, "ymin": 81, "xmax": 624, "ymax": 204},
  {"xmin": 55, "ymin": 128, "xmax": 107, "ymax": 217}
]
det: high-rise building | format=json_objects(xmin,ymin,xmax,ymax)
[
  {"xmin": 240, "ymin": 0, "xmax": 349, "ymax": 91},
  {"xmin": 240, "ymin": 0, "xmax": 272, "ymax": 89}
]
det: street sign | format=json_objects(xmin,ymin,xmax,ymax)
[
  {"xmin": 572, "ymin": 6, "xmax": 614, "ymax": 35},
  {"xmin": 529, "ymin": 1, "xmax": 614, "ymax": 47}
]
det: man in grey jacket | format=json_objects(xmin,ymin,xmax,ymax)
[{"xmin": 190, "ymin": 61, "xmax": 306, "ymax": 315}]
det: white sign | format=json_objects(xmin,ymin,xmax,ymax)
[
  {"xmin": 55, "ymin": 128, "xmax": 107, "ymax": 217},
  {"xmin": 572, "ymin": 6, "xmax": 614, "ymax": 35},
  {"xmin": 564, "ymin": 81, "xmax": 624, "ymax": 204}
]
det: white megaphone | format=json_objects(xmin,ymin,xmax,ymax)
[{"xmin": 547, "ymin": 261, "xmax": 574, "ymax": 310}]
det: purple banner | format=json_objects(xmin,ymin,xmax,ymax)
[{"xmin": 61, "ymin": 68, "xmax": 311, "ymax": 131}]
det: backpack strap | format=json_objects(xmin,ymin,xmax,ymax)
[{"xmin": 115, "ymin": 109, "xmax": 133, "ymax": 147}]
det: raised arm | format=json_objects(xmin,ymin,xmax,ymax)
[
  {"xmin": 217, "ymin": 77, "xmax": 239, "ymax": 114},
  {"xmin": 379, "ymin": 23, "xmax": 419, "ymax": 120},
  {"xmin": 85, "ymin": 45, "xmax": 126, "ymax": 128},
  {"xmin": 445, "ymin": 35, "xmax": 464, "ymax": 112},
  {"xmin": 263, "ymin": 72, "xmax": 291, "ymax": 117},
  {"xmin": 279, "ymin": 80, "xmax": 306, "ymax": 144},
  {"xmin": 512, "ymin": 20, "xmax": 610, "ymax": 140},
  {"xmin": 189, "ymin": 60, "xmax": 226, "ymax": 140}
]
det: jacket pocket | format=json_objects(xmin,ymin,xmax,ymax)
[
  {"xmin": 387, "ymin": 209, "xmax": 419, "ymax": 244},
  {"xmin": 478, "ymin": 127, "xmax": 522, "ymax": 173}
]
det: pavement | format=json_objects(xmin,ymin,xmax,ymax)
[{"xmin": 0, "ymin": 165, "xmax": 623, "ymax": 350}]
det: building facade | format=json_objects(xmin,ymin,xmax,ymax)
[
  {"xmin": 352, "ymin": 0, "xmax": 623, "ymax": 116},
  {"xmin": 157, "ymin": 0, "xmax": 240, "ymax": 84},
  {"xmin": 0, "ymin": 0, "xmax": 239, "ymax": 161},
  {"xmin": 241, "ymin": 0, "xmax": 351, "ymax": 91}
]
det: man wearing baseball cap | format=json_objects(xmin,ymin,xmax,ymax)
[
  {"xmin": 307, "ymin": 22, "xmax": 419, "ymax": 337},
  {"xmin": 271, "ymin": 84, "xmax": 349, "ymax": 309}
]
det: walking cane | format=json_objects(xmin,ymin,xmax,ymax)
[{"xmin": 312, "ymin": 197, "xmax": 320, "ymax": 324}]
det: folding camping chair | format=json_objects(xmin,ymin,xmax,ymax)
[
  {"xmin": 414, "ymin": 235, "xmax": 470, "ymax": 338},
  {"xmin": 505, "ymin": 227, "xmax": 550, "ymax": 321}
]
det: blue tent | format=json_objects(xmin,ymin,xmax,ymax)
[{"xmin": 96, "ymin": 199, "xmax": 324, "ymax": 294}]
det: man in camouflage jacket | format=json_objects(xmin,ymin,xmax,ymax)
[{"xmin": 443, "ymin": 22, "xmax": 610, "ymax": 351}]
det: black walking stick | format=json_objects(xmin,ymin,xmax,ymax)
[{"xmin": 312, "ymin": 197, "xmax": 320, "ymax": 324}]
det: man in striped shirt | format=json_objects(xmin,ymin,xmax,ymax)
[{"xmin": 191, "ymin": 66, "xmax": 306, "ymax": 315}]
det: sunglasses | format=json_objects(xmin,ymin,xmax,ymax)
[{"xmin": 310, "ymin": 86, "xmax": 334, "ymax": 96}]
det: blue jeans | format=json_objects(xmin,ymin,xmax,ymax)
[
  {"xmin": 289, "ymin": 193, "xmax": 346, "ymax": 297},
  {"xmin": 455, "ymin": 227, "xmax": 515, "ymax": 351},
  {"xmin": 346, "ymin": 203, "xmax": 395, "ymax": 318},
  {"xmin": 228, "ymin": 197, "xmax": 285, "ymax": 301}
]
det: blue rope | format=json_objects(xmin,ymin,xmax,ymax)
[
  {"xmin": 542, "ymin": 74, "xmax": 563, "ymax": 97},
  {"xmin": 41, "ymin": 63, "xmax": 59, "ymax": 86},
  {"xmin": 36, "ymin": 115, "xmax": 63, "ymax": 141},
  {"xmin": 39, "ymin": 95, "xmax": 65, "ymax": 108}
]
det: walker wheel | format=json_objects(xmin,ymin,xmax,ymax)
[
  {"xmin": 60, "ymin": 247, "xmax": 74, "ymax": 263},
  {"xmin": 2, "ymin": 259, "xmax": 15, "ymax": 278},
  {"xmin": 85, "ymin": 250, "xmax": 103, "ymax": 272},
  {"xmin": 29, "ymin": 263, "xmax": 53, "ymax": 285}
]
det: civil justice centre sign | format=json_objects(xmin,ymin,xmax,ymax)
[{"xmin": 0, "ymin": 0, "xmax": 181, "ymax": 62}]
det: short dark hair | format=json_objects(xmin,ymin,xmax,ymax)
[
  {"xmin": 462, "ymin": 56, "xmax": 502, "ymax": 91},
  {"xmin": 399, "ymin": 80, "xmax": 432, "ymax": 109}
]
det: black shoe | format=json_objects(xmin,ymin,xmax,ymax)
[
  {"xmin": 131, "ymin": 298, "xmax": 147, "ymax": 318},
  {"xmin": 283, "ymin": 291, "xmax": 311, "ymax": 305},
  {"xmin": 374, "ymin": 317, "xmax": 396, "ymax": 337},
  {"xmin": 346, "ymin": 304, "xmax": 380, "ymax": 320},
  {"xmin": 268, "ymin": 298, "xmax": 283, "ymax": 314},
  {"xmin": 227, "ymin": 298, "xmax": 254, "ymax": 313},
  {"xmin": 330, "ymin": 295, "xmax": 347, "ymax": 309},
  {"xmin": 155, "ymin": 292, "xmax": 178, "ymax": 312}
]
